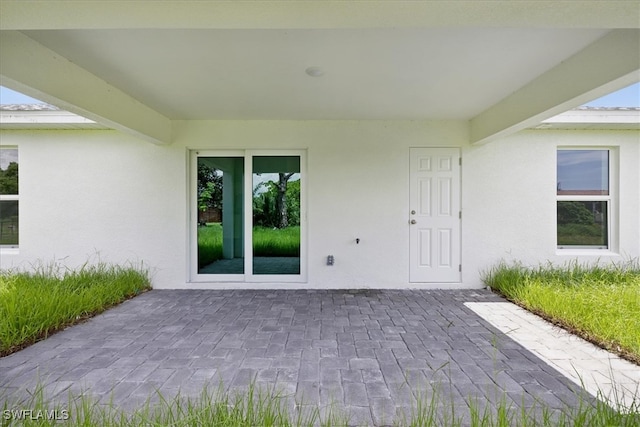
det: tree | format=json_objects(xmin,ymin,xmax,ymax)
[
  {"xmin": 275, "ymin": 173, "xmax": 295, "ymax": 228},
  {"xmin": 0, "ymin": 162, "xmax": 18, "ymax": 195},
  {"xmin": 197, "ymin": 163, "xmax": 223, "ymax": 212},
  {"xmin": 557, "ymin": 201, "xmax": 594, "ymax": 225},
  {"xmin": 253, "ymin": 174, "xmax": 300, "ymax": 229}
]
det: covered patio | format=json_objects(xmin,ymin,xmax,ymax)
[{"xmin": 1, "ymin": 289, "xmax": 621, "ymax": 425}]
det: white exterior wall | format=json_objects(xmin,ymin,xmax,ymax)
[
  {"xmin": 1, "ymin": 123, "xmax": 638, "ymax": 289},
  {"xmin": 463, "ymin": 129, "xmax": 640, "ymax": 285},
  {"xmin": 0, "ymin": 130, "xmax": 186, "ymax": 284}
]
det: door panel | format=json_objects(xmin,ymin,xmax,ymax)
[
  {"xmin": 419, "ymin": 229, "xmax": 432, "ymax": 266},
  {"xmin": 410, "ymin": 148, "xmax": 461, "ymax": 283}
]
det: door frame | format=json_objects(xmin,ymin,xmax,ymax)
[
  {"xmin": 409, "ymin": 147, "xmax": 462, "ymax": 283},
  {"xmin": 189, "ymin": 149, "xmax": 307, "ymax": 283}
]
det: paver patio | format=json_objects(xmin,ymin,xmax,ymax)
[{"xmin": 0, "ymin": 290, "xmax": 599, "ymax": 425}]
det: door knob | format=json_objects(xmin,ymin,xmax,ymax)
[{"xmin": 410, "ymin": 219, "xmax": 417, "ymax": 224}]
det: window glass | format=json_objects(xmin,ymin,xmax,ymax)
[
  {"xmin": 197, "ymin": 157, "xmax": 244, "ymax": 274},
  {"xmin": 0, "ymin": 200, "xmax": 19, "ymax": 246},
  {"xmin": 557, "ymin": 148, "xmax": 610, "ymax": 249},
  {"xmin": 0, "ymin": 148, "xmax": 18, "ymax": 195},
  {"xmin": 252, "ymin": 156, "xmax": 301, "ymax": 275},
  {"xmin": 557, "ymin": 201, "xmax": 607, "ymax": 248},
  {"xmin": 0, "ymin": 148, "xmax": 19, "ymax": 247},
  {"xmin": 557, "ymin": 150, "xmax": 608, "ymax": 195}
]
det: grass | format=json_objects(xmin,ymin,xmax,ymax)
[
  {"xmin": 253, "ymin": 226, "xmax": 300, "ymax": 257},
  {"xmin": 483, "ymin": 260, "xmax": 640, "ymax": 364},
  {"xmin": 1, "ymin": 378, "xmax": 638, "ymax": 426},
  {"xmin": 197, "ymin": 223, "xmax": 224, "ymax": 268},
  {"xmin": 198, "ymin": 223, "xmax": 300, "ymax": 268},
  {"xmin": 1, "ymin": 260, "xmax": 639, "ymax": 425},
  {"xmin": 0, "ymin": 261, "xmax": 150, "ymax": 356},
  {"xmin": 557, "ymin": 224, "xmax": 606, "ymax": 246}
]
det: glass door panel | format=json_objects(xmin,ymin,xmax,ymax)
[
  {"xmin": 252, "ymin": 156, "xmax": 301, "ymax": 275},
  {"xmin": 197, "ymin": 157, "xmax": 244, "ymax": 274}
]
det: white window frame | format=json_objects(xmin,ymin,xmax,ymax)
[
  {"xmin": 556, "ymin": 147, "xmax": 618, "ymax": 254},
  {"xmin": 0, "ymin": 146, "xmax": 19, "ymax": 250},
  {"xmin": 189, "ymin": 149, "xmax": 307, "ymax": 284}
]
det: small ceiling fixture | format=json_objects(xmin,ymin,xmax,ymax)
[{"xmin": 305, "ymin": 66, "xmax": 324, "ymax": 77}]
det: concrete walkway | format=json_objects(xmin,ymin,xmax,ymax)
[
  {"xmin": 466, "ymin": 302, "xmax": 640, "ymax": 413},
  {"xmin": 0, "ymin": 290, "xmax": 621, "ymax": 425}
]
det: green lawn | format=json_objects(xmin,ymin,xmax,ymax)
[
  {"xmin": 483, "ymin": 261, "xmax": 640, "ymax": 364},
  {"xmin": 198, "ymin": 223, "xmax": 300, "ymax": 268},
  {"xmin": 0, "ymin": 262, "xmax": 150, "ymax": 356}
]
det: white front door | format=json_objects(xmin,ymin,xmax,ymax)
[{"xmin": 409, "ymin": 148, "xmax": 461, "ymax": 283}]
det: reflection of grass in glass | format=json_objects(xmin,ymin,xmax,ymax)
[
  {"xmin": 198, "ymin": 223, "xmax": 223, "ymax": 268},
  {"xmin": 198, "ymin": 224, "xmax": 300, "ymax": 267},
  {"xmin": 253, "ymin": 226, "xmax": 300, "ymax": 257},
  {"xmin": 0, "ymin": 217, "xmax": 19, "ymax": 245},
  {"xmin": 557, "ymin": 224, "xmax": 606, "ymax": 246}
]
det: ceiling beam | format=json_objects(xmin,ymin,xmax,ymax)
[
  {"xmin": 0, "ymin": 31, "xmax": 171, "ymax": 145},
  {"xmin": 1, "ymin": 1, "xmax": 638, "ymax": 30},
  {"xmin": 470, "ymin": 29, "xmax": 640, "ymax": 145}
]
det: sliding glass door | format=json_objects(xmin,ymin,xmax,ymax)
[{"xmin": 192, "ymin": 150, "xmax": 305, "ymax": 282}]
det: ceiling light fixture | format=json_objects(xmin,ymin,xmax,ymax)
[{"xmin": 305, "ymin": 66, "xmax": 324, "ymax": 77}]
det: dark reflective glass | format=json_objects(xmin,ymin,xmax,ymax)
[
  {"xmin": 557, "ymin": 201, "xmax": 607, "ymax": 247},
  {"xmin": 197, "ymin": 157, "xmax": 244, "ymax": 274},
  {"xmin": 557, "ymin": 150, "xmax": 608, "ymax": 195},
  {"xmin": 253, "ymin": 156, "xmax": 301, "ymax": 275},
  {"xmin": 0, "ymin": 200, "xmax": 19, "ymax": 246}
]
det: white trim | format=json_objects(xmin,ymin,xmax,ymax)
[
  {"xmin": 189, "ymin": 149, "xmax": 307, "ymax": 284},
  {"xmin": 0, "ymin": 146, "xmax": 19, "ymax": 249},
  {"xmin": 190, "ymin": 150, "xmax": 245, "ymax": 283},
  {"xmin": 556, "ymin": 146, "xmax": 618, "ymax": 253},
  {"xmin": 538, "ymin": 108, "xmax": 640, "ymax": 130}
]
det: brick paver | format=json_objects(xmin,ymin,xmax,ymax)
[{"xmin": 1, "ymin": 290, "xmax": 596, "ymax": 425}]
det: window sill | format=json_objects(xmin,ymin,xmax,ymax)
[
  {"xmin": 556, "ymin": 248, "xmax": 619, "ymax": 257},
  {"xmin": 0, "ymin": 247, "xmax": 19, "ymax": 256}
]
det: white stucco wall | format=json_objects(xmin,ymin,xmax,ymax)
[
  {"xmin": 1, "ymin": 123, "xmax": 638, "ymax": 289},
  {"xmin": 463, "ymin": 129, "xmax": 640, "ymax": 285},
  {"xmin": 0, "ymin": 130, "xmax": 186, "ymax": 285}
]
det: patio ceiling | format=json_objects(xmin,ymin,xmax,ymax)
[{"xmin": 1, "ymin": 1, "xmax": 639, "ymax": 145}]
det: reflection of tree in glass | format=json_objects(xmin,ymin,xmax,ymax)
[
  {"xmin": 0, "ymin": 161, "xmax": 19, "ymax": 245},
  {"xmin": 557, "ymin": 201, "xmax": 594, "ymax": 225},
  {"xmin": 197, "ymin": 163, "xmax": 223, "ymax": 212},
  {"xmin": 557, "ymin": 201, "xmax": 606, "ymax": 246},
  {"xmin": 253, "ymin": 174, "xmax": 300, "ymax": 229},
  {"xmin": 0, "ymin": 162, "xmax": 18, "ymax": 195}
]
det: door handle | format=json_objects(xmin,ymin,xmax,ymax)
[{"xmin": 410, "ymin": 219, "xmax": 417, "ymax": 224}]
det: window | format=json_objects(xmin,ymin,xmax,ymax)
[
  {"xmin": 557, "ymin": 149, "xmax": 611, "ymax": 249},
  {"xmin": 0, "ymin": 147, "xmax": 19, "ymax": 248}
]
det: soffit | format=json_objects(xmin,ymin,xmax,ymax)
[{"xmin": 22, "ymin": 27, "xmax": 608, "ymax": 120}]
